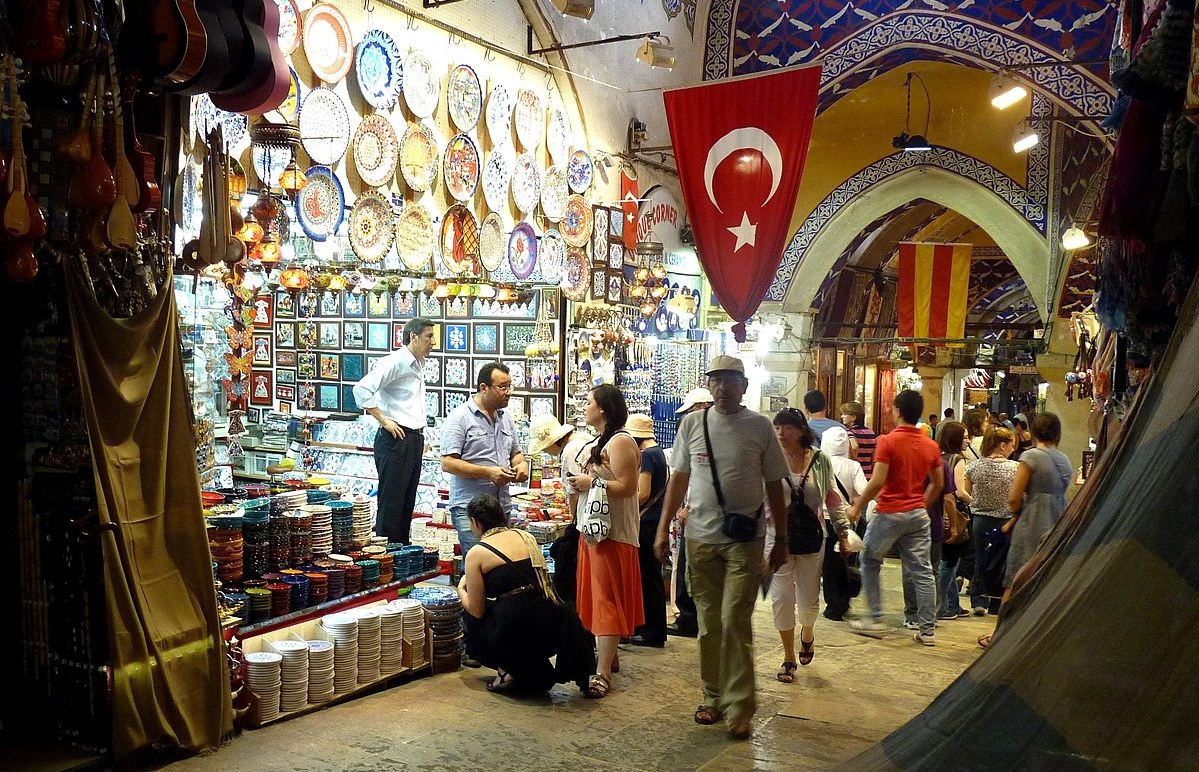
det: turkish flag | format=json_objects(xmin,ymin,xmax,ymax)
[
  {"xmin": 620, "ymin": 168, "xmax": 639, "ymax": 250},
  {"xmin": 664, "ymin": 65, "xmax": 821, "ymax": 340}
]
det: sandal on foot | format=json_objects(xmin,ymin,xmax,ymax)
[
  {"xmin": 729, "ymin": 721, "xmax": 753, "ymax": 741},
  {"xmin": 799, "ymin": 639, "xmax": 815, "ymax": 666},
  {"xmin": 584, "ymin": 673, "xmax": 611, "ymax": 699},
  {"xmin": 486, "ymin": 670, "xmax": 515, "ymax": 692},
  {"xmin": 776, "ymin": 661, "xmax": 797, "ymax": 683},
  {"xmin": 694, "ymin": 705, "xmax": 722, "ymax": 725},
  {"xmin": 978, "ymin": 635, "xmax": 991, "ymax": 649}
]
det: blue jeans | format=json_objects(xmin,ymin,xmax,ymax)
[
  {"xmin": 938, "ymin": 557, "xmax": 963, "ymax": 615},
  {"xmin": 451, "ymin": 505, "xmax": 478, "ymax": 557},
  {"xmin": 861, "ymin": 509, "xmax": 936, "ymax": 635}
]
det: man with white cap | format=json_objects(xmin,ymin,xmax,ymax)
[
  {"xmin": 654, "ymin": 355, "xmax": 789, "ymax": 741},
  {"xmin": 667, "ymin": 386, "xmax": 713, "ymax": 637}
]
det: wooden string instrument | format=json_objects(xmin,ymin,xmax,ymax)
[{"xmin": 121, "ymin": 72, "xmax": 161, "ymax": 213}]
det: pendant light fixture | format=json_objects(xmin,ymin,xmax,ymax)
[
  {"xmin": 1012, "ymin": 121, "xmax": 1039, "ymax": 152},
  {"xmin": 891, "ymin": 72, "xmax": 933, "ymax": 152},
  {"xmin": 989, "ymin": 75, "xmax": 1028, "ymax": 109},
  {"xmin": 1061, "ymin": 226, "xmax": 1092, "ymax": 250}
]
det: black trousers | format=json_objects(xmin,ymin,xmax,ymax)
[
  {"xmin": 373, "ymin": 427, "xmax": 424, "ymax": 544},
  {"xmin": 635, "ymin": 519, "xmax": 667, "ymax": 644},
  {"xmin": 673, "ymin": 522, "xmax": 697, "ymax": 631},
  {"xmin": 821, "ymin": 520, "xmax": 852, "ymax": 617}
]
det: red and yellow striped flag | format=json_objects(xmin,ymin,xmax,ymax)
[{"xmin": 897, "ymin": 242, "xmax": 971, "ymax": 344}]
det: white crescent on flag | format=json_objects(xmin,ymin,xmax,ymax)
[{"xmin": 702, "ymin": 127, "xmax": 783, "ymax": 214}]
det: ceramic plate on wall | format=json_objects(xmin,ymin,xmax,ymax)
[
  {"xmin": 511, "ymin": 152, "xmax": 540, "ymax": 215},
  {"xmin": 277, "ymin": 67, "xmax": 301, "ymax": 122},
  {"xmin": 448, "ymin": 64, "xmax": 482, "ymax": 132},
  {"xmin": 560, "ymin": 194, "xmax": 592, "ymax": 247},
  {"xmin": 352, "ymin": 114, "xmax": 398, "ymax": 188},
  {"xmin": 482, "ymin": 146, "xmax": 514, "ymax": 214},
  {"xmin": 348, "ymin": 192, "xmax": 394, "ymax": 263},
  {"xmin": 442, "ymin": 134, "xmax": 480, "ymax": 202},
  {"xmin": 546, "ymin": 106, "xmax": 569, "ymax": 166},
  {"xmin": 402, "ymin": 50, "xmax": 440, "ymax": 118},
  {"xmin": 478, "ymin": 212, "xmax": 506, "ymax": 271},
  {"xmin": 252, "ymin": 143, "xmax": 291, "ymax": 189},
  {"xmin": 276, "ymin": 0, "xmax": 302, "ymax": 56},
  {"xmin": 567, "ymin": 149, "xmax": 593, "ymax": 193},
  {"xmin": 302, "ymin": 3, "xmax": 352, "ymax": 83},
  {"xmin": 561, "ymin": 248, "xmax": 589, "ymax": 301},
  {"xmin": 540, "ymin": 165, "xmax": 567, "ymax": 222},
  {"xmin": 439, "ymin": 204, "xmax": 478, "ymax": 275},
  {"xmin": 540, "ymin": 229, "xmax": 566, "ymax": 284},
  {"xmin": 399, "ymin": 121, "xmax": 439, "ymax": 192},
  {"xmin": 396, "ymin": 203, "xmax": 435, "ymax": 271},
  {"xmin": 296, "ymin": 166, "xmax": 344, "ymax": 242},
  {"xmin": 486, "ymin": 84, "xmax": 513, "ymax": 146},
  {"xmin": 299, "ymin": 87, "xmax": 351, "ymax": 165},
  {"xmin": 356, "ymin": 29, "xmax": 403, "ymax": 110},
  {"xmin": 507, "ymin": 221, "xmax": 538, "ymax": 280},
  {"xmin": 514, "ymin": 88, "xmax": 544, "ymax": 150}
]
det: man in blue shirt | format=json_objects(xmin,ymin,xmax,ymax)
[
  {"xmin": 440, "ymin": 362, "xmax": 529, "ymax": 556},
  {"xmin": 804, "ymin": 390, "xmax": 844, "ymax": 448}
]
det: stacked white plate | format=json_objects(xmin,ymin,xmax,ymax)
[
  {"xmin": 378, "ymin": 604, "xmax": 406, "ymax": 674},
  {"xmin": 306, "ymin": 639, "xmax": 335, "ymax": 703},
  {"xmin": 321, "ymin": 612, "xmax": 359, "ymax": 693},
  {"xmin": 273, "ymin": 640, "xmax": 310, "ymax": 712},
  {"xmin": 244, "ymin": 651, "xmax": 283, "ymax": 723},
  {"xmin": 304, "ymin": 504, "xmax": 334, "ymax": 556},
  {"xmin": 280, "ymin": 489, "xmax": 307, "ymax": 509},
  {"xmin": 352, "ymin": 607, "xmax": 382, "ymax": 682},
  {"xmin": 351, "ymin": 495, "xmax": 373, "ymax": 547},
  {"xmin": 392, "ymin": 598, "xmax": 428, "ymax": 669}
]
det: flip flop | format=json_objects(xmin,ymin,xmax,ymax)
[
  {"xmin": 694, "ymin": 705, "xmax": 722, "ymax": 725},
  {"xmin": 486, "ymin": 670, "xmax": 515, "ymax": 692},
  {"xmin": 777, "ymin": 661, "xmax": 797, "ymax": 683},
  {"xmin": 978, "ymin": 635, "xmax": 991, "ymax": 649},
  {"xmin": 799, "ymin": 639, "xmax": 815, "ymax": 666},
  {"xmin": 584, "ymin": 673, "xmax": 610, "ymax": 699}
]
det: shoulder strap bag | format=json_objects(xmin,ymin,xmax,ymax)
[
  {"xmin": 784, "ymin": 452, "xmax": 823, "ymax": 555},
  {"xmin": 702, "ymin": 408, "xmax": 761, "ymax": 542}
]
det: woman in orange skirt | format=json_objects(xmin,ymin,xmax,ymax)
[{"xmin": 569, "ymin": 384, "xmax": 643, "ymax": 698}]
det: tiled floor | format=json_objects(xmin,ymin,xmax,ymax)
[{"xmin": 163, "ymin": 561, "xmax": 991, "ymax": 771}]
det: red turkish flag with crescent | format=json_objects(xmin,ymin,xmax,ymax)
[
  {"xmin": 620, "ymin": 168, "xmax": 640, "ymax": 250},
  {"xmin": 664, "ymin": 65, "xmax": 821, "ymax": 340}
]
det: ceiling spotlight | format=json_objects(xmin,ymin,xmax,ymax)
[
  {"xmin": 892, "ymin": 132, "xmax": 932, "ymax": 152},
  {"xmin": 552, "ymin": 0, "xmax": 594, "ymax": 19},
  {"xmin": 1012, "ymin": 122, "xmax": 1039, "ymax": 152},
  {"xmin": 636, "ymin": 36, "xmax": 675, "ymax": 70},
  {"xmin": 892, "ymin": 72, "xmax": 933, "ymax": 154},
  {"xmin": 1061, "ymin": 226, "xmax": 1092, "ymax": 250},
  {"xmin": 989, "ymin": 75, "xmax": 1028, "ymax": 110}
]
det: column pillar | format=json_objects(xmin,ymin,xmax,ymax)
[{"xmin": 917, "ymin": 367, "xmax": 948, "ymax": 421}]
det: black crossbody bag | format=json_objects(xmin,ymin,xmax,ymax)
[{"xmin": 702, "ymin": 408, "xmax": 761, "ymax": 542}]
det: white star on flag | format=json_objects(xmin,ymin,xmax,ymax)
[{"xmin": 727, "ymin": 212, "xmax": 757, "ymax": 251}]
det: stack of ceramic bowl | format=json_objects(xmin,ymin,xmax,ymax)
[
  {"xmin": 245, "ymin": 587, "xmax": 272, "ymax": 622},
  {"xmin": 390, "ymin": 598, "xmax": 427, "ymax": 669},
  {"xmin": 305, "ymin": 571, "xmax": 328, "ymax": 605},
  {"xmin": 207, "ymin": 514, "xmax": 244, "ymax": 584},
  {"xmin": 352, "ymin": 607, "xmax": 382, "ymax": 683},
  {"xmin": 267, "ymin": 582, "xmax": 291, "ymax": 617},
  {"xmin": 400, "ymin": 545, "xmax": 425, "ymax": 578},
  {"xmin": 351, "ymin": 495, "xmax": 374, "ymax": 547},
  {"xmin": 244, "ymin": 652, "xmax": 283, "ymax": 723},
  {"xmin": 272, "ymin": 640, "xmax": 310, "ymax": 713},
  {"xmin": 329, "ymin": 501, "xmax": 354, "ymax": 553},
  {"xmin": 306, "ymin": 488, "xmax": 331, "ymax": 506},
  {"xmin": 321, "ymin": 612, "xmax": 359, "ymax": 694},
  {"xmin": 281, "ymin": 573, "xmax": 309, "ymax": 609},
  {"xmin": 411, "ymin": 587, "xmax": 462, "ymax": 672},
  {"xmin": 423, "ymin": 546, "xmax": 440, "ymax": 573},
  {"xmin": 268, "ymin": 511, "xmax": 292, "ymax": 571},
  {"xmin": 305, "ymin": 504, "xmax": 333, "ymax": 557},
  {"xmin": 242, "ymin": 508, "xmax": 270, "ymax": 578},
  {"xmin": 278, "ymin": 488, "xmax": 308, "ymax": 510},
  {"xmin": 306, "ymin": 639, "xmax": 335, "ymax": 703},
  {"xmin": 355, "ymin": 559, "xmax": 381, "ymax": 588},
  {"xmin": 378, "ymin": 604, "xmax": 406, "ymax": 674},
  {"xmin": 287, "ymin": 510, "xmax": 313, "ymax": 564},
  {"xmin": 324, "ymin": 568, "xmax": 345, "ymax": 600},
  {"xmin": 343, "ymin": 563, "xmax": 364, "ymax": 594},
  {"xmin": 377, "ymin": 553, "xmax": 395, "ymax": 584}
]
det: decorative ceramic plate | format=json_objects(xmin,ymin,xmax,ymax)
[
  {"xmin": 402, "ymin": 50, "xmax": 439, "ymax": 118},
  {"xmin": 277, "ymin": 67, "xmax": 301, "ymax": 122},
  {"xmin": 348, "ymin": 192, "xmax": 394, "ymax": 263},
  {"xmin": 350, "ymin": 115, "xmax": 397, "ymax": 189},
  {"xmin": 540, "ymin": 165, "xmax": 568, "ymax": 222},
  {"xmin": 356, "ymin": 29, "xmax": 403, "ymax": 110},
  {"xmin": 562, "ymin": 248, "xmax": 589, "ymax": 300},
  {"xmin": 399, "ymin": 121, "xmax": 439, "ymax": 192},
  {"xmin": 540, "ymin": 229, "xmax": 567, "ymax": 284},
  {"xmin": 560, "ymin": 194, "xmax": 592, "ymax": 247},
  {"xmin": 486, "ymin": 84, "xmax": 513, "ymax": 145},
  {"xmin": 395, "ymin": 203, "xmax": 434, "ymax": 271},
  {"xmin": 482, "ymin": 146, "xmax": 514, "ymax": 214},
  {"xmin": 296, "ymin": 165, "xmax": 344, "ymax": 242},
  {"xmin": 251, "ymin": 143, "xmax": 291, "ymax": 189},
  {"xmin": 567, "ymin": 149, "xmax": 593, "ymax": 193},
  {"xmin": 299, "ymin": 87, "xmax": 350, "ymax": 165},
  {"xmin": 443, "ymin": 134, "xmax": 480, "ymax": 202},
  {"xmin": 478, "ymin": 212, "xmax": 506, "ymax": 271},
  {"xmin": 439, "ymin": 204, "xmax": 479, "ymax": 275},
  {"xmin": 514, "ymin": 88, "xmax": 544, "ymax": 150},
  {"xmin": 507, "ymin": 221, "xmax": 538, "ymax": 280},
  {"xmin": 547, "ymin": 106, "xmax": 569, "ymax": 166},
  {"xmin": 592, "ymin": 205, "xmax": 608, "ymax": 255},
  {"xmin": 303, "ymin": 3, "xmax": 352, "ymax": 83},
  {"xmin": 448, "ymin": 64, "xmax": 482, "ymax": 132},
  {"xmin": 277, "ymin": 0, "xmax": 302, "ymax": 56},
  {"xmin": 511, "ymin": 152, "xmax": 540, "ymax": 214}
]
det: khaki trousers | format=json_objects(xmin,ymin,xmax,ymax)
[{"xmin": 686, "ymin": 537, "xmax": 764, "ymax": 724}]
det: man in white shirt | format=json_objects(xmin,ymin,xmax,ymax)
[{"xmin": 352, "ymin": 318, "xmax": 435, "ymax": 544}]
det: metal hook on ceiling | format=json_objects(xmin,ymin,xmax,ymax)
[
  {"xmin": 517, "ymin": 62, "xmax": 526, "ymax": 77},
  {"xmin": 406, "ymin": 15, "xmax": 418, "ymax": 30},
  {"xmin": 545, "ymin": 72, "xmax": 554, "ymax": 91},
  {"xmin": 363, "ymin": 0, "xmax": 375, "ymax": 14},
  {"xmin": 483, "ymin": 49, "xmax": 496, "ymax": 62},
  {"xmin": 449, "ymin": 31, "xmax": 462, "ymax": 46}
]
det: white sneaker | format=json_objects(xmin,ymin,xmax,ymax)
[
  {"xmin": 913, "ymin": 630, "xmax": 936, "ymax": 646},
  {"xmin": 904, "ymin": 619, "xmax": 938, "ymax": 629},
  {"xmin": 849, "ymin": 619, "xmax": 888, "ymax": 638}
]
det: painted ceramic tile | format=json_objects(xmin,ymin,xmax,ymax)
[
  {"xmin": 445, "ymin": 324, "xmax": 469, "ymax": 352},
  {"xmin": 474, "ymin": 323, "xmax": 498, "ymax": 353},
  {"xmin": 423, "ymin": 357, "xmax": 441, "ymax": 385},
  {"xmin": 444, "ymin": 357, "xmax": 469, "ymax": 387}
]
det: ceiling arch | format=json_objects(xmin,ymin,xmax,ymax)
[{"xmin": 778, "ymin": 166, "xmax": 1052, "ymax": 321}]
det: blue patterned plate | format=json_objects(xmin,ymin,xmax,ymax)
[
  {"xmin": 508, "ymin": 221, "xmax": 538, "ymax": 280},
  {"xmin": 296, "ymin": 165, "xmax": 345, "ymax": 242},
  {"xmin": 567, "ymin": 149, "xmax": 593, "ymax": 193},
  {"xmin": 355, "ymin": 29, "xmax": 403, "ymax": 110}
]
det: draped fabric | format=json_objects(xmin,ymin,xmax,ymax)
[
  {"xmin": 64, "ymin": 259, "xmax": 233, "ymax": 760},
  {"xmin": 896, "ymin": 242, "xmax": 972, "ymax": 344},
  {"xmin": 844, "ymin": 276, "xmax": 1199, "ymax": 768}
]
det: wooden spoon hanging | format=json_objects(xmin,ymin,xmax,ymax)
[{"xmin": 104, "ymin": 51, "xmax": 136, "ymax": 249}]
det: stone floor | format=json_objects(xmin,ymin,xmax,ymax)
[{"xmin": 163, "ymin": 561, "xmax": 992, "ymax": 771}]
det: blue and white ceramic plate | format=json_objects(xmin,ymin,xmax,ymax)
[
  {"xmin": 296, "ymin": 165, "xmax": 345, "ymax": 242},
  {"xmin": 567, "ymin": 149, "xmax": 593, "ymax": 193},
  {"xmin": 356, "ymin": 30, "xmax": 404, "ymax": 110},
  {"xmin": 508, "ymin": 221, "xmax": 538, "ymax": 280}
]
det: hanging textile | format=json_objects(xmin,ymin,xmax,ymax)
[
  {"xmin": 620, "ymin": 167, "xmax": 640, "ymax": 250},
  {"xmin": 64, "ymin": 259, "xmax": 233, "ymax": 760},
  {"xmin": 896, "ymin": 242, "xmax": 972, "ymax": 344},
  {"xmin": 663, "ymin": 64, "xmax": 821, "ymax": 341}
]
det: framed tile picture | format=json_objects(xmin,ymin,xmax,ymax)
[
  {"xmin": 298, "ymin": 292, "xmax": 317, "ymax": 318},
  {"xmin": 608, "ymin": 205, "xmax": 623, "ymax": 242},
  {"xmin": 445, "ymin": 323, "xmax": 469, "ymax": 352},
  {"xmin": 276, "ymin": 368, "xmax": 296, "ymax": 385},
  {"xmin": 343, "ymin": 321, "xmax": 365, "ymax": 349},
  {"xmin": 607, "ymin": 272, "xmax": 622, "ymax": 303},
  {"xmin": 367, "ymin": 354, "xmax": 386, "ymax": 372},
  {"xmin": 318, "ymin": 321, "xmax": 341, "ymax": 350},
  {"xmin": 275, "ymin": 322, "xmax": 295, "ymax": 349},
  {"xmin": 318, "ymin": 353, "xmax": 340, "ymax": 380},
  {"xmin": 343, "ymin": 292, "xmax": 366, "ymax": 318},
  {"xmin": 276, "ymin": 384, "xmax": 296, "ymax": 402},
  {"xmin": 474, "ymin": 323, "xmax": 499, "ymax": 354},
  {"xmin": 319, "ymin": 292, "xmax": 342, "ymax": 317},
  {"xmin": 503, "ymin": 323, "xmax": 536, "ymax": 356},
  {"xmin": 341, "ymin": 384, "xmax": 359, "ymax": 412},
  {"xmin": 608, "ymin": 242, "xmax": 623, "ymax": 269},
  {"xmin": 251, "ymin": 294, "xmax": 273, "ymax": 328},
  {"xmin": 298, "ymin": 320, "xmax": 318, "ymax": 348},
  {"xmin": 445, "ymin": 297, "xmax": 470, "ymax": 319},
  {"xmin": 443, "ymin": 357, "xmax": 469, "ymax": 388},
  {"xmin": 298, "ymin": 352, "xmax": 317, "ymax": 379},
  {"xmin": 444, "ymin": 390, "xmax": 470, "ymax": 415},
  {"xmin": 318, "ymin": 384, "xmax": 340, "ymax": 411},
  {"xmin": 422, "ymin": 357, "xmax": 442, "ymax": 387},
  {"xmin": 424, "ymin": 389, "xmax": 442, "ymax": 419},
  {"xmin": 392, "ymin": 292, "xmax": 417, "ymax": 319},
  {"xmin": 367, "ymin": 322, "xmax": 390, "ymax": 351},
  {"xmin": 276, "ymin": 350, "xmax": 297, "ymax": 367},
  {"xmin": 368, "ymin": 292, "xmax": 390, "ymax": 318},
  {"xmin": 274, "ymin": 291, "xmax": 296, "ymax": 319},
  {"xmin": 250, "ymin": 370, "xmax": 273, "ymax": 406},
  {"xmin": 298, "ymin": 383, "xmax": 317, "ymax": 410},
  {"xmin": 503, "ymin": 360, "xmax": 526, "ymax": 389},
  {"xmin": 591, "ymin": 269, "xmax": 606, "ymax": 302},
  {"xmin": 251, "ymin": 334, "xmax": 272, "ymax": 366},
  {"xmin": 341, "ymin": 353, "xmax": 365, "ymax": 382},
  {"xmin": 392, "ymin": 323, "xmax": 407, "ymax": 349},
  {"xmin": 278, "ymin": 401, "xmax": 292, "ymax": 414}
]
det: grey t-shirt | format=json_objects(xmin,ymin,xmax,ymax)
[{"xmin": 671, "ymin": 407, "xmax": 789, "ymax": 544}]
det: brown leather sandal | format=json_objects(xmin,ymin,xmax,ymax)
[
  {"xmin": 584, "ymin": 673, "xmax": 610, "ymax": 699},
  {"xmin": 694, "ymin": 705, "xmax": 722, "ymax": 725}
]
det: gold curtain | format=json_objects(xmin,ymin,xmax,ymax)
[{"xmin": 65, "ymin": 259, "xmax": 232, "ymax": 760}]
